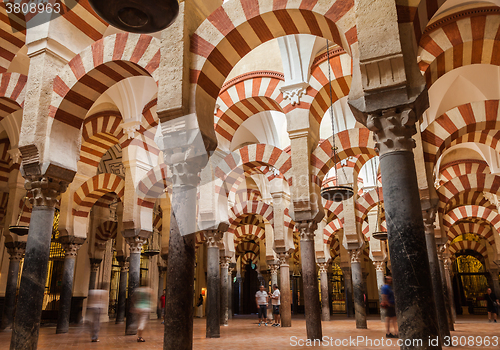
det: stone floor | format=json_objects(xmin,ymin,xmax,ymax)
[{"xmin": 0, "ymin": 315, "xmax": 498, "ymax": 349}]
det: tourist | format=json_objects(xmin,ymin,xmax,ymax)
[
  {"xmin": 196, "ymin": 294, "xmax": 204, "ymax": 318},
  {"xmin": 255, "ymin": 285, "xmax": 269, "ymax": 326},
  {"xmin": 160, "ymin": 289, "xmax": 166, "ymax": 324},
  {"xmin": 485, "ymin": 288, "xmax": 499, "ymax": 323},
  {"xmin": 270, "ymin": 284, "xmax": 281, "ymax": 327},
  {"xmin": 87, "ymin": 288, "xmax": 107, "ymax": 342},
  {"xmin": 381, "ymin": 276, "xmax": 398, "ymax": 338},
  {"xmin": 132, "ymin": 284, "xmax": 154, "ymax": 342}
]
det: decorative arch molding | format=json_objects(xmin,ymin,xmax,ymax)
[
  {"xmin": 355, "ymin": 189, "xmax": 383, "ymax": 224},
  {"xmin": 0, "ymin": 73, "xmax": 27, "ymax": 120},
  {"xmin": 241, "ymin": 251, "xmax": 259, "ymax": 265},
  {"xmin": 449, "ymin": 240, "xmax": 488, "ymax": 260},
  {"xmin": 324, "ymin": 217, "xmax": 343, "ymax": 244},
  {"xmin": 437, "ymin": 159, "xmax": 490, "ymax": 185},
  {"xmin": 231, "ymin": 224, "xmax": 265, "ymax": 243},
  {"xmin": 73, "ymin": 173, "xmax": 125, "ymax": 217},
  {"xmin": 136, "ymin": 163, "xmax": 171, "ymax": 201},
  {"xmin": 443, "ymin": 189, "xmax": 496, "ymax": 214},
  {"xmin": 443, "ymin": 205, "xmax": 500, "ymax": 236},
  {"xmin": 96, "ymin": 220, "xmax": 118, "ymax": 241},
  {"xmin": 229, "ymin": 200, "xmax": 273, "ymax": 226},
  {"xmin": 447, "ymin": 222, "xmax": 494, "ymax": 245}
]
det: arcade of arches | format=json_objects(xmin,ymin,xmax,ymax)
[{"xmin": 0, "ymin": 0, "xmax": 499, "ymax": 349}]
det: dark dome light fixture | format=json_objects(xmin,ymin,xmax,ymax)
[
  {"xmin": 320, "ymin": 39, "xmax": 354, "ymax": 203},
  {"xmin": 9, "ymin": 195, "xmax": 29, "ymax": 236},
  {"xmin": 88, "ymin": 0, "xmax": 180, "ymax": 34}
]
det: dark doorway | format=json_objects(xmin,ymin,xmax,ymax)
[{"xmin": 241, "ymin": 264, "xmax": 259, "ymax": 314}]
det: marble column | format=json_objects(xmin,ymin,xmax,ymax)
[
  {"xmin": 423, "ymin": 210, "xmax": 450, "ymax": 340},
  {"xmin": 0, "ymin": 242, "xmax": 26, "ymax": 330},
  {"xmin": 373, "ymin": 261, "xmax": 387, "ymax": 322},
  {"xmin": 298, "ymin": 222, "xmax": 322, "ymax": 340},
  {"xmin": 56, "ymin": 237, "xmax": 85, "ymax": 334},
  {"xmin": 125, "ymin": 237, "xmax": 146, "ymax": 335},
  {"xmin": 490, "ymin": 269, "xmax": 500, "ymax": 302},
  {"xmin": 220, "ymin": 256, "xmax": 230, "ymax": 326},
  {"xmin": 341, "ymin": 266, "xmax": 354, "ymax": 317},
  {"xmin": 442, "ymin": 257, "xmax": 456, "ymax": 323},
  {"xmin": 115, "ymin": 257, "xmax": 129, "ymax": 324},
  {"xmin": 10, "ymin": 176, "xmax": 69, "ymax": 350},
  {"xmin": 350, "ymin": 107, "xmax": 441, "ymax": 348},
  {"xmin": 88, "ymin": 258, "xmax": 102, "ymax": 291},
  {"xmin": 278, "ymin": 252, "xmax": 292, "ymax": 327},
  {"xmin": 237, "ymin": 276, "xmax": 243, "ymax": 316},
  {"xmin": 270, "ymin": 263, "xmax": 279, "ymax": 288},
  {"xmin": 228, "ymin": 266, "xmax": 234, "ymax": 320},
  {"xmin": 436, "ymin": 249, "xmax": 454, "ymax": 331},
  {"xmin": 206, "ymin": 230, "xmax": 222, "ymax": 338},
  {"xmin": 349, "ymin": 250, "xmax": 367, "ymax": 329},
  {"xmin": 318, "ymin": 262, "xmax": 330, "ymax": 322},
  {"xmin": 157, "ymin": 265, "xmax": 167, "ymax": 319}
]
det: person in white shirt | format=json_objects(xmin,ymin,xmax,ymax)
[
  {"xmin": 270, "ymin": 284, "xmax": 281, "ymax": 327},
  {"xmin": 255, "ymin": 285, "xmax": 269, "ymax": 326}
]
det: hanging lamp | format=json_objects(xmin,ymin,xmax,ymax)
[
  {"xmin": 9, "ymin": 195, "xmax": 29, "ymax": 236},
  {"xmin": 320, "ymin": 39, "xmax": 354, "ymax": 202},
  {"xmin": 371, "ymin": 158, "xmax": 388, "ymax": 241},
  {"xmin": 88, "ymin": 0, "xmax": 179, "ymax": 34}
]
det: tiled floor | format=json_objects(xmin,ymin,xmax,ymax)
[{"xmin": 0, "ymin": 315, "xmax": 499, "ymax": 349}]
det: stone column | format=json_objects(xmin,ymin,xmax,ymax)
[
  {"xmin": 56, "ymin": 237, "xmax": 85, "ymax": 334},
  {"xmin": 237, "ymin": 275, "xmax": 243, "ymax": 315},
  {"xmin": 373, "ymin": 261, "xmax": 387, "ymax": 322},
  {"xmin": 115, "ymin": 257, "xmax": 129, "ymax": 324},
  {"xmin": 228, "ymin": 265, "xmax": 234, "ymax": 319},
  {"xmin": 220, "ymin": 256, "xmax": 230, "ymax": 326},
  {"xmin": 125, "ymin": 237, "xmax": 146, "ymax": 335},
  {"xmin": 0, "ymin": 242, "xmax": 26, "ymax": 330},
  {"xmin": 298, "ymin": 222, "xmax": 322, "ymax": 340},
  {"xmin": 349, "ymin": 107, "xmax": 441, "ymax": 348},
  {"xmin": 490, "ymin": 269, "xmax": 500, "ymax": 302},
  {"xmin": 437, "ymin": 247, "xmax": 455, "ymax": 327},
  {"xmin": 88, "ymin": 258, "xmax": 102, "ymax": 291},
  {"xmin": 349, "ymin": 249, "xmax": 367, "ymax": 329},
  {"xmin": 270, "ymin": 263, "xmax": 279, "ymax": 289},
  {"xmin": 205, "ymin": 230, "xmax": 222, "ymax": 338},
  {"xmin": 423, "ymin": 210, "xmax": 450, "ymax": 340},
  {"xmin": 10, "ymin": 176, "xmax": 69, "ymax": 350},
  {"xmin": 158, "ymin": 265, "xmax": 167, "ymax": 319},
  {"xmin": 341, "ymin": 266, "xmax": 354, "ymax": 317},
  {"xmin": 442, "ymin": 257, "xmax": 456, "ymax": 323},
  {"xmin": 278, "ymin": 252, "xmax": 292, "ymax": 327},
  {"xmin": 318, "ymin": 262, "xmax": 330, "ymax": 322}
]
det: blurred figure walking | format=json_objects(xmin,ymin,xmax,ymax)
[
  {"xmin": 132, "ymin": 284, "xmax": 154, "ymax": 342},
  {"xmin": 87, "ymin": 288, "xmax": 107, "ymax": 342}
]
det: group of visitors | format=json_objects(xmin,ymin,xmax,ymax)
[{"xmin": 255, "ymin": 284, "xmax": 281, "ymax": 327}]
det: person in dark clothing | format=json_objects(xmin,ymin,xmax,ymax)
[
  {"xmin": 381, "ymin": 276, "xmax": 398, "ymax": 338},
  {"xmin": 485, "ymin": 288, "xmax": 499, "ymax": 323}
]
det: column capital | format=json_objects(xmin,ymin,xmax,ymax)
[
  {"xmin": 89, "ymin": 258, "xmax": 102, "ymax": 273},
  {"xmin": 373, "ymin": 261, "xmax": 385, "ymax": 272},
  {"xmin": 269, "ymin": 263, "xmax": 280, "ymax": 275},
  {"xmin": 437, "ymin": 244, "xmax": 446, "ymax": 261},
  {"xmin": 219, "ymin": 256, "xmax": 231, "ymax": 268},
  {"xmin": 25, "ymin": 175, "xmax": 69, "ymax": 208},
  {"xmin": 126, "ymin": 236, "xmax": 147, "ymax": 254},
  {"xmin": 278, "ymin": 252, "xmax": 290, "ymax": 267},
  {"xmin": 205, "ymin": 230, "xmax": 223, "ymax": 248},
  {"xmin": 349, "ymin": 248, "xmax": 363, "ymax": 264},
  {"xmin": 317, "ymin": 262, "xmax": 329, "ymax": 274},
  {"xmin": 5, "ymin": 241, "xmax": 26, "ymax": 261},
  {"xmin": 297, "ymin": 221, "xmax": 317, "ymax": 241},
  {"xmin": 58, "ymin": 236, "xmax": 85, "ymax": 258},
  {"xmin": 168, "ymin": 160, "xmax": 203, "ymax": 189},
  {"xmin": 422, "ymin": 208, "xmax": 437, "ymax": 235}
]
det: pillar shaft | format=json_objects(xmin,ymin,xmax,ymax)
[
  {"xmin": 56, "ymin": 239, "xmax": 84, "ymax": 334},
  {"xmin": 318, "ymin": 263, "xmax": 330, "ymax": 322},
  {"xmin": 206, "ymin": 231, "xmax": 221, "ymax": 338},
  {"xmin": 88, "ymin": 259, "xmax": 101, "ymax": 291},
  {"xmin": 10, "ymin": 173, "xmax": 68, "ymax": 350},
  {"xmin": 279, "ymin": 253, "xmax": 292, "ymax": 327},
  {"xmin": 441, "ymin": 255, "xmax": 456, "ymax": 324},
  {"xmin": 220, "ymin": 257, "xmax": 230, "ymax": 326},
  {"xmin": 298, "ymin": 222, "xmax": 322, "ymax": 340},
  {"xmin": 374, "ymin": 261, "xmax": 387, "ymax": 322},
  {"xmin": 350, "ymin": 250, "xmax": 367, "ymax": 329},
  {"xmin": 115, "ymin": 259, "xmax": 129, "ymax": 324},
  {"xmin": 228, "ymin": 267, "xmax": 234, "ymax": 320},
  {"xmin": 125, "ymin": 239, "xmax": 143, "ymax": 335},
  {"xmin": 1, "ymin": 243, "xmax": 25, "ymax": 330},
  {"xmin": 158, "ymin": 266, "xmax": 166, "ymax": 319},
  {"xmin": 342, "ymin": 267, "xmax": 354, "ymax": 317}
]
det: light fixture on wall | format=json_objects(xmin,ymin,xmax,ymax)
[
  {"xmin": 9, "ymin": 195, "xmax": 29, "ymax": 236},
  {"xmin": 320, "ymin": 39, "xmax": 354, "ymax": 202},
  {"xmin": 88, "ymin": 0, "xmax": 179, "ymax": 34}
]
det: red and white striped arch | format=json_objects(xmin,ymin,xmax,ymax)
[
  {"xmin": 50, "ymin": 33, "xmax": 160, "ymax": 130},
  {"xmin": 231, "ymin": 224, "xmax": 266, "ymax": 243},
  {"xmin": 437, "ymin": 173, "xmax": 500, "ymax": 212},
  {"xmin": 324, "ymin": 217, "xmax": 343, "ymax": 244},
  {"xmin": 422, "ymin": 100, "xmax": 500, "ymax": 166},
  {"xmin": 324, "ymin": 201, "xmax": 343, "ymax": 223},
  {"xmin": 136, "ymin": 163, "xmax": 171, "ymax": 200},
  {"xmin": 236, "ymin": 241, "xmax": 260, "ymax": 256},
  {"xmin": 229, "ymin": 200, "xmax": 273, "ymax": 225},
  {"xmin": 311, "ymin": 128, "xmax": 376, "ymax": 182},
  {"xmin": 55, "ymin": 0, "xmax": 108, "ymax": 42},
  {"xmin": 0, "ymin": 73, "xmax": 27, "ymax": 120},
  {"xmin": 234, "ymin": 189, "xmax": 263, "ymax": 204},
  {"xmin": 191, "ymin": 0, "xmax": 356, "ymax": 141},
  {"xmin": 443, "ymin": 189, "xmax": 497, "ymax": 214},
  {"xmin": 418, "ymin": 11, "xmax": 500, "ymax": 87},
  {"xmin": 241, "ymin": 251, "xmax": 259, "ymax": 265},
  {"xmin": 448, "ymin": 240, "xmax": 488, "ymax": 260},
  {"xmin": 326, "ymin": 232, "xmax": 341, "ymax": 257},
  {"xmin": 443, "ymin": 205, "xmax": 500, "ymax": 235},
  {"xmin": 447, "ymin": 222, "xmax": 494, "ymax": 246},
  {"xmin": 96, "ymin": 220, "xmax": 118, "ymax": 241},
  {"xmin": 73, "ymin": 174, "xmax": 125, "ymax": 218},
  {"xmin": 215, "ymin": 144, "xmax": 292, "ymax": 197},
  {"xmin": 355, "ymin": 189, "xmax": 383, "ymax": 225},
  {"xmin": 0, "ymin": 5, "xmax": 25, "ymax": 73},
  {"xmin": 396, "ymin": 0, "xmax": 446, "ymax": 43},
  {"xmin": 437, "ymin": 160, "xmax": 490, "ymax": 185}
]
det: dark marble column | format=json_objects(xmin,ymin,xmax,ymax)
[
  {"xmin": 88, "ymin": 258, "xmax": 102, "ymax": 291},
  {"xmin": 298, "ymin": 222, "xmax": 322, "ymax": 340},
  {"xmin": 318, "ymin": 262, "xmax": 330, "ymax": 322},
  {"xmin": 237, "ymin": 276, "xmax": 243, "ymax": 316},
  {"xmin": 278, "ymin": 252, "xmax": 292, "ymax": 327},
  {"xmin": 115, "ymin": 256, "xmax": 129, "ymax": 324},
  {"xmin": 442, "ymin": 256, "xmax": 456, "ymax": 324},
  {"xmin": 205, "ymin": 230, "xmax": 222, "ymax": 338},
  {"xmin": 125, "ymin": 237, "xmax": 145, "ymax": 335},
  {"xmin": 157, "ymin": 265, "xmax": 167, "ymax": 319},
  {"xmin": 350, "ymin": 250, "xmax": 367, "ymax": 329},
  {"xmin": 220, "ymin": 256, "xmax": 230, "ymax": 326},
  {"xmin": 56, "ymin": 237, "xmax": 85, "ymax": 334},
  {"xmin": 353, "ymin": 108, "xmax": 441, "ymax": 349},
  {"xmin": 1, "ymin": 242, "xmax": 26, "ymax": 330},
  {"xmin": 341, "ymin": 266, "xmax": 354, "ymax": 317},
  {"xmin": 423, "ymin": 210, "xmax": 450, "ymax": 341},
  {"xmin": 437, "ymin": 246, "xmax": 455, "ymax": 328},
  {"xmin": 374, "ymin": 261, "xmax": 387, "ymax": 322},
  {"xmin": 10, "ymin": 176, "xmax": 69, "ymax": 350},
  {"xmin": 228, "ymin": 265, "xmax": 235, "ymax": 319}
]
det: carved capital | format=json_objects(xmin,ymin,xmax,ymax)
[
  {"xmin": 422, "ymin": 208, "xmax": 437, "ymax": 234},
  {"xmin": 278, "ymin": 252, "xmax": 290, "ymax": 267},
  {"xmin": 349, "ymin": 249, "xmax": 363, "ymax": 264},
  {"xmin": 280, "ymin": 83, "xmax": 308, "ymax": 106},
  {"xmin": 298, "ymin": 221, "xmax": 317, "ymax": 241},
  {"xmin": 269, "ymin": 263, "xmax": 280, "ymax": 275},
  {"xmin": 126, "ymin": 236, "xmax": 147, "ymax": 254},
  {"xmin": 5, "ymin": 241, "xmax": 26, "ymax": 261},
  {"xmin": 168, "ymin": 160, "xmax": 203, "ymax": 189},
  {"xmin": 25, "ymin": 175, "xmax": 69, "ymax": 208},
  {"xmin": 219, "ymin": 256, "xmax": 231, "ymax": 269},
  {"xmin": 318, "ymin": 262, "xmax": 329, "ymax": 274},
  {"xmin": 89, "ymin": 258, "xmax": 102, "ymax": 273},
  {"xmin": 205, "ymin": 230, "xmax": 223, "ymax": 248},
  {"xmin": 437, "ymin": 244, "xmax": 446, "ymax": 261},
  {"xmin": 365, "ymin": 107, "xmax": 417, "ymax": 155},
  {"xmin": 373, "ymin": 261, "xmax": 385, "ymax": 272},
  {"xmin": 58, "ymin": 236, "xmax": 85, "ymax": 258}
]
